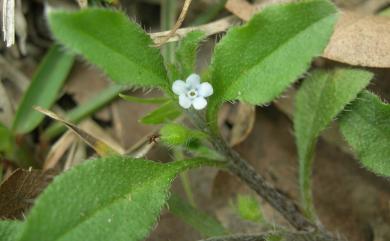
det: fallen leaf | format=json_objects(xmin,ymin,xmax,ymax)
[
  {"xmin": 323, "ymin": 12, "xmax": 390, "ymax": 68},
  {"xmin": 0, "ymin": 169, "xmax": 56, "ymax": 219},
  {"xmin": 34, "ymin": 106, "xmax": 120, "ymax": 156}
]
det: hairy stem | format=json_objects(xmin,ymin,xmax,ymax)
[
  {"xmin": 187, "ymin": 110, "xmax": 338, "ymax": 241},
  {"xmin": 198, "ymin": 230, "xmax": 342, "ymax": 241}
]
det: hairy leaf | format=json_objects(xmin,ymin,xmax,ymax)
[
  {"xmin": 339, "ymin": 91, "xmax": 390, "ymax": 176},
  {"xmin": 0, "ymin": 220, "xmax": 22, "ymax": 241},
  {"xmin": 16, "ymin": 156, "xmax": 217, "ymax": 241},
  {"xmin": 294, "ymin": 68, "xmax": 372, "ymax": 216},
  {"xmin": 140, "ymin": 101, "xmax": 181, "ymax": 125},
  {"xmin": 209, "ymin": 0, "xmax": 337, "ymax": 106},
  {"xmin": 176, "ymin": 31, "xmax": 206, "ymax": 77},
  {"xmin": 12, "ymin": 45, "xmax": 74, "ymax": 134},
  {"xmin": 48, "ymin": 9, "xmax": 168, "ymax": 89}
]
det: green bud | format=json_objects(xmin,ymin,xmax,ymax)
[{"xmin": 160, "ymin": 123, "xmax": 206, "ymax": 146}]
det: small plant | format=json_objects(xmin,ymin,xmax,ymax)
[{"xmin": 1, "ymin": 0, "xmax": 389, "ymax": 241}]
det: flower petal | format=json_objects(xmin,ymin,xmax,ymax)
[
  {"xmin": 179, "ymin": 94, "xmax": 192, "ymax": 109},
  {"xmin": 192, "ymin": 97, "xmax": 207, "ymax": 110},
  {"xmin": 186, "ymin": 74, "xmax": 200, "ymax": 89},
  {"xmin": 198, "ymin": 82, "xmax": 213, "ymax": 97},
  {"xmin": 172, "ymin": 80, "xmax": 187, "ymax": 95}
]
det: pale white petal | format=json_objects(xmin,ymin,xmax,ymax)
[
  {"xmin": 198, "ymin": 82, "xmax": 213, "ymax": 97},
  {"xmin": 192, "ymin": 97, "xmax": 207, "ymax": 110},
  {"xmin": 179, "ymin": 94, "xmax": 192, "ymax": 109},
  {"xmin": 186, "ymin": 74, "xmax": 200, "ymax": 89},
  {"xmin": 172, "ymin": 80, "xmax": 187, "ymax": 95}
]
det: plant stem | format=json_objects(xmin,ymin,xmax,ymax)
[
  {"xmin": 212, "ymin": 136, "xmax": 315, "ymax": 232},
  {"xmin": 187, "ymin": 110, "xmax": 338, "ymax": 241},
  {"xmin": 161, "ymin": 0, "xmax": 177, "ymax": 63}
]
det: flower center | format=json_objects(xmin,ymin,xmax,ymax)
[{"xmin": 187, "ymin": 89, "xmax": 198, "ymax": 99}]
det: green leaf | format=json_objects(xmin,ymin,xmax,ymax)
[
  {"xmin": 16, "ymin": 156, "xmax": 218, "ymax": 241},
  {"xmin": 339, "ymin": 91, "xmax": 390, "ymax": 176},
  {"xmin": 12, "ymin": 45, "xmax": 74, "ymax": 134},
  {"xmin": 379, "ymin": 7, "xmax": 390, "ymax": 16},
  {"xmin": 168, "ymin": 194, "xmax": 227, "ymax": 237},
  {"xmin": 209, "ymin": 0, "xmax": 338, "ymax": 106},
  {"xmin": 48, "ymin": 9, "xmax": 168, "ymax": 89},
  {"xmin": 176, "ymin": 31, "xmax": 206, "ymax": 77},
  {"xmin": 160, "ymin": 123, "xmax": 206, "ymax": 146},
  {"xmin": 0, "ymin": 220, "xmax": 22, "ymax": 241},
  {"xmin": 119, "ymin": 93, "xmax": 169, "ymax": 104},
  {"xmin": 294, "ymin": 68, "xmax": 372, "ymax": 217},
  {"xmin": 140, "ymin": 101, "xmax": 181, "ymax": 125},
  {"xmin": 43, "ymin": 85, "xmax": 125, "ymax": 139},
  {"xmin": 232, "ymin": 194, "xmax": 263, "ymax": 223}
]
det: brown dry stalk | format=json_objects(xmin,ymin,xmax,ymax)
[
  {"xmin": 155, "ymin": 0, "xmax": 193, "ymax": 47},
  {"xmin": 151, "ymin": 15, "xmax": 240, "ymax": 43}
]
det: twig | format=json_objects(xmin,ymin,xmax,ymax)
[
  {"xmin": 197, "ymin": 231, "xmax": 341, "ymax": 241},
  {"xmin": 151, "ymin": 15, "xmax": 240, "ymax": 44},
  {"xmin": 155, "ymin": 0, "xmax": 193, "ymax": 46},
  {"xmin": 2, "ymin": 0, "xmax": 15, "ymax": 47}
]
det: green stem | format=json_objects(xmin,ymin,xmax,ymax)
[
  {"xmin": 299, "ymin": 150, "xmax": 317, "ymax": 220},
  {"xmin": 161, "ymin": 0, "xmax": 177, "ymax": 64}
]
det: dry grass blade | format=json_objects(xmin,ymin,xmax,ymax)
[
  {"xmin": 43, "ymin": 130, "xmax": 76, "ymax": 170},
  {"xmin": 34, "ymin": 106, "xmax": 119, "ymax": 156},
  {"xmin": 155, "ymin": 0, "xmax": 193, "ymax": 47}
]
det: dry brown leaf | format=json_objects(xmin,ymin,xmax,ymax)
[
  {"xmin": 34, "ymin": 106, "xmax": 120, "ymax": 156},
  {"xmin": 229, "ymin": 103, "xmax": 256, "ymax": 146},
  {"xmin": 324, "ymin": 12, "xmax": 390, "ymax": 68},
  {"xmin": 225, "ymin": 0, "xmax": 255, "ymax": 21},
  {"xmin": 0, "ymin": 168, "xmax": 57, "ymax": 219}
]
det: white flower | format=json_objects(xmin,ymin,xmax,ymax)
[{"xmin": 172, "ymin": 73, "xmax": 213, "ymax": 110}]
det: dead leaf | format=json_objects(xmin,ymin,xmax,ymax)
[
  {"xmin": 324, "ymin": 12, "xmax": 390, "ymax": 68},
  {"xmin": 229, "ymin": 103, "xmax": 256, "ymax": 146},
  {"xmin": 34, "ymin": 106, "xmax": 120, "ymax": 156},
  {"xmin": 0, "ymin": 168, "xmax": 57, "ymax": 219}
]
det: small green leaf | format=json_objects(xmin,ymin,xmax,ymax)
[
  {"xmin": 0, "ymin": 220, "xmax": 22, "ymax": 241},
  {"xmin": 12, "ymin": 45, "xmax": 74, "ymax": 134},
  {"xmin": 16, "ymin": 156, "xmax": 218, "ymax": 241},
  {"xmin": 294, "ymin": 68, "xmax": 372, "ymax": 217},
  {"xmin": 176, "ymin": 31, "xmax": 206, "ymax": 77},
  {"xmin": 168, "ymin": 194, "xmax": 227, "ymax": 237},
  {"xmin": 140, "ymin": 101, "xmax": 181, "ymax": 125},
  {"xmin": 339, "ymin": 91, "xmax": 390, "ymax": 176},
  {"xmin": 48, "ymin": 9, "xmax": 168, "ymax": 89},
  {"xmin": 0, "ymin": 123, "xmax": 14, "ymax": 155},
  {"xmin": 43, "ymin": 85, "xmax": 125, "ymax": 139},
  {"xmin": 119, "ymin": 93, "xmax": 169, "ymax": 104},
  {"xmin": 232, "ymin": 194, "xmax": 263, "ymax": 223},
  {"xmin": 209, "ymin": 0, "xmax": 338, "ymax": 107},
  {"xmin": 160, "ymin": 123, "xmax": 206, "ymax": 146}
]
